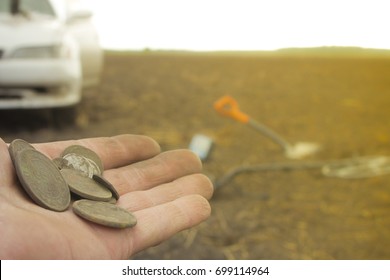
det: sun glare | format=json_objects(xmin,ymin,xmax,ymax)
[{"xmin": 85, "ymin": 0, "xmax": 390, "ymax": 51}]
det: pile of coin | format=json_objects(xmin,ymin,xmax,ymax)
[{"xmin": 8, "ymin": 139, "xmax": 137, "ymax": 229}]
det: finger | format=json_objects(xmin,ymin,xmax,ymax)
[
  {"xmin": 117, "ymin": 173, "xmax": 214, "ymax": 211},
  {"xmin": 104, "ymin": 149, "xmax": 203, "ymax": 193},
  {"xmin": 34, "ymin": 134, "xmax": 161, "ymax": 170},
  {"xmin": 0, "ymin": 138, "xmax": 16, "ymax": 186},
  {"xmin": 125, "ymin": 195, "xmax": 211, "ymax": 256}
]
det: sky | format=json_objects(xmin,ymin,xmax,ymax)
[{"xmin": 84, "ymin": 0, "xmax": 390, "ymax": 51}]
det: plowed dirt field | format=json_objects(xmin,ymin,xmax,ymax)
[{"xmin": 1, "ymin": 51, "xmax": 390, "ymax": 259}]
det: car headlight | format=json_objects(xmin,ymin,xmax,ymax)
[{"xmin": 10, "ymin": 45, "xmax": 69, "ymax": 59}]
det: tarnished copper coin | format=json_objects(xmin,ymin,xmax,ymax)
[
  {"xmin": 92, "ymin": 174, "xmax": 120, "ymax": 200},
  {"xmin": 72, "ymin": 199, "xmax": 137, "ymax": 228},
  {"xmin": 60, "ymin": 168, "xmax": 112, "ymax": 201},
  {"xmin": 61, "ymin": 145, "xmax": 103, "ymax": 176},
  {"xmin": 8, "ymin": 138, "xmax": 35, "ymax": 165},
  {"xmin": 14, "ymin": 149, "xmax": 71, "ymax": 212}
]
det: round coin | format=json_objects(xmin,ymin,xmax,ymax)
[
  {"xmin": 8, "ymin": 139, "xmax": 35, "ymax": 165},
  {"xmin": 61, "ymin": 145, "xmax": 103, "ymax": 175},
  {"xmin": 72, "ymin": 199, "xmax": 137, "ymax": 228},
  {"xmin": 14, "ymin": 149, "xmax": 71, "ymax": 212},
  {"xmin": 93, "ymin": 174, "xmax": 120, "ymax": 200},
  {"xmin": 60, "ymin": 168, "xmax": 112, "ymax": 201}
]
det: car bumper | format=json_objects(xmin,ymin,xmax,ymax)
[{"xmin": 0, "ymin": 59, "xmax": 81, "ymax": 108}]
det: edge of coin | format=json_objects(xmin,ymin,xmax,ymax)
[
  {"xmin": 72, "ymin": 199, "xmax": 137, "ymax": 229},
  {"xmin": 60, "ymin": 168, "xmax": 112, "ymax": 202},
  {"xmin": 92, "ymin": 174, "xmax": 120, "ymax": 200},
  {"xmin": 8, "ymin": 139, "xmax": 36, "ymax": 165}
]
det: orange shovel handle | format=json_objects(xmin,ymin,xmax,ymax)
[{"xmin": 214, "ymin": 95, "xmax": 250, "ymax": 123}]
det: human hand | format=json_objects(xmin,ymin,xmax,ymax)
[{"xmin": 0, "ymin": 134, "xmax": 213, "ymax": 259}]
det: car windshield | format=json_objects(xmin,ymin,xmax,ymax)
[{"xmin": 0, "ymin": 0, "xmax": 55, "ymax": 17}]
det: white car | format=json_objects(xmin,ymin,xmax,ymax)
[{"xmin": 0, "ymin": 0, "xmax": 103, "ymax": 109}]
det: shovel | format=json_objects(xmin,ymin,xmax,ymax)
[{"xmin": 214, "ymin": 95, "xmax": 320, "ymax": 159}]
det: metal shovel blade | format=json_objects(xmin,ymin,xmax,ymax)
[{"xmin": 285, "ymin": 142, "xmax": 321, "ymax": 159}]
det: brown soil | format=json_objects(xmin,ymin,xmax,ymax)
[{"xmin": 1, "ymin": 51, "xmax": 390, "ymax": 259}]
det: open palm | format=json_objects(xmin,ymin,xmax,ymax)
[{"xmin": 0, "ymin": 134, "xmax": 213, "ymax": 259}]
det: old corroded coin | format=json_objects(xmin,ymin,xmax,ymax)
[
  {"xmin": 8, "ymin": 138, "xmax": 35, "ymax": 165},
  {"xmin": 62, "ymin": 153, "xmax": 101, "ymax": 178},
  {"xmin": 60, "ymin": 168, "xmax": 112, "ymax": 201},
  {"xmin": 61, "ymin": 145, "xmax": 103, "ymax": 176},
  {"xmin": 72, "ymin": 199, "xmax": 137, "ymax": 228},
  {"xmin": 93, "ymin": 174, "xmax": 120, "ymax": 200},
  {"xmin": 14, "ymin": 149, "xmax": 71, "ymax": 212}
]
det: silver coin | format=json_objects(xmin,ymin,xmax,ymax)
[
  {"xmin": 60, "ymin": 168, "xmax": 112, "ymax": 201},
  {"xmin": 61, "ymin": 145, "xmax": 103, "ymax": 175},
  {"xmin": 62, "ymin": 153, "xmax": 101, "ymax": 178},
  {"xmin": 14, "ymin": 149, "xmax": 71, "ymax": 212},
  {"xmin": 72, "ymin": 199, "xmax": 137, "ymax": 228}
]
